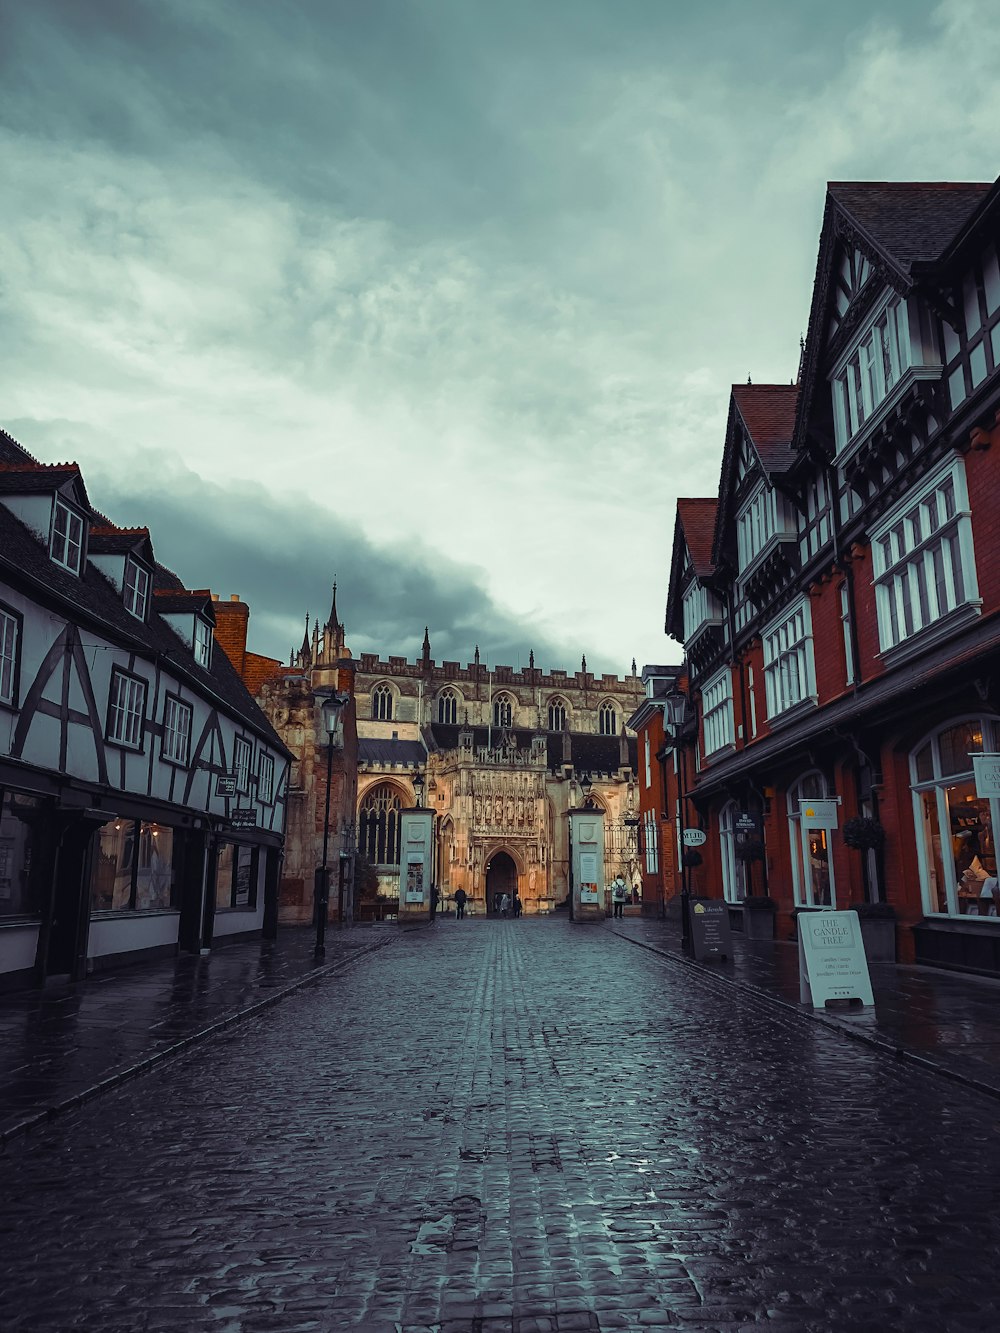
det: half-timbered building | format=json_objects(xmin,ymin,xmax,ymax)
[
  {"xmin": 664, "ymin": 175, "xmax": 1000, "ymax": 975},
  {"xmin": 0, "ymin": 430, "xmax": 291, "ymax": 989}
]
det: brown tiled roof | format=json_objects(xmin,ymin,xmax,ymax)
[
  {"xmin": 829, "ymin": 181, "xmax": 991, "ymax": 275},
  {"xmin": 676, "ymin": 498, "xmax": 717, "ymax": 579},
  {"xmin": 732, "ymin": 383, "xmax": 798, "ymax": 471}
]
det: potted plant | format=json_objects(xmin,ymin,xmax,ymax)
[
  {"xmin": 850, "ymin": 899, "xmax": 897, "ymax": 962},
  {"xmin": 742, "ymin": 893, "xmax": 777, "ymax": 941}
]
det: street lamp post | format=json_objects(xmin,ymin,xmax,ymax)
[
  {"xmin": 315, "ymin": 691, "xmax": 349, "ymax": 959},
  {"xmin": 662, "ymin": 687, "xmax": 696, "ymax": 953}
]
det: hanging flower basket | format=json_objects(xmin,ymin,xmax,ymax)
[
  {"xmin": 681, "ymin": 848, "xmax": 703, "ymax": 869},
  {"xmin": 842, "ymin": 816, "xmax": 886, "ymax": 851}
]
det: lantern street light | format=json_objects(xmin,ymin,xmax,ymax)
[
  {"xmin": 315, "ymin": 691, "xmax": 349, "ymax": 959},
  {"xmin": 411, "ymin": 767, "xmax": 425, "ymax": 807},
  {"xmin": 579, "ymin": 772, "xmax": 595, "ymax": 807}
]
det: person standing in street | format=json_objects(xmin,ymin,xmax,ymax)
[
  {"xmin": 454, "ymin": 887, "xmax": 468, "ymax": 919},
  {"xmin": 513, "ymin": 893, "xmax": 522, "ymax": 918},
  {"xmin": 611, "ymin": 876, "xmax": 628, "ymax": 919},
  {"xmin": 498, "ymin": 892, "xmax": 510, "ymax": 918}
]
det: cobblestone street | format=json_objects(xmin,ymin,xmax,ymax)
[{"xmin": 3, "ymin": 918, "xmax": 1000, "ymax": 1332}]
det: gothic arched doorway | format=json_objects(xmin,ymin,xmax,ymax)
[{"xmin": 486, "ymin": 851, "xmax": 517, "ymax": 914}]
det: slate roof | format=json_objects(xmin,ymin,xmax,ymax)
[
  {"xmin": 828, "ymin": 181, "xmax": 992, "ymax": 276},
  {"xmin": 89, "ymin": 528, "xmax": 152, "ymax": 556},
  {"xmin": 675, "ymin": 499, "xmax": 718, "ymax": 580},
  {"xmin": 154, "ymin": 589, "xmax": 216, "ymax": 621},
  {"xmin": 358, "ymin": 738, "xmax": 427, "ymax": 767},
  {"xmin": 0, "ymin": 489, "xmax": 288, "ymax": 755}
]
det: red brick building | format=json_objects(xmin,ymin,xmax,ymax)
[{"xmin": 664, "ymin": 176, "xmax": 1000, "ymax": 975}]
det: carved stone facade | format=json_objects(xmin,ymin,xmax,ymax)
[{"xmin": 353, "ymin": 634, "xmax": 644, "ymax": 914}]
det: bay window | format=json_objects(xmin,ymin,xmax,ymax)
[
  {"xmin": 762, "ymin": 597, "xmax": 816, "ymax": 719},
  {"xmin": 870, "ymin": 456, "xmax": 979, "ymax": 654},
  {"xmin": 701, "ymin": 667, "xmax": 734, "ymax": 757}
]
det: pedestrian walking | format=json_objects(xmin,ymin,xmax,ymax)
[
  {"xmin": 454, "ymin": 887, "xmax": 468, "ymax": 919},
  {"xmin": 611, "ymin": 876, "xmax": 628, "ymax": 919},
  {"xmin": 498, "ymin": 892, "xmax": 510, "ymax": 917},
  {"xmin": 512, "ymin": 893, "xmax": 522, "ymax": 918}
]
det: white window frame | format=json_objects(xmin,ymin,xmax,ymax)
[
  {"xmin": 831, "ymin": 293, "xmax": 910, "ymax": 453},
  {"xmin": 233, "ymin": 736, "xmax": 252, "ymax": 792},
  {"xmin": 682, "ymin": 582, "xmax": 723, "ymax": 643},
  {"xmin": 701, "ymin": 666, "xmax": 734, "ymax": 757},
  {"xmin": 193, "ymin": 616, "xmax": 213, "ymax": 668},
  {"xmin": 162, "ymin": 696, "xmax": 192, "ymax": 766},
  {"xmin": 124, "ymin": 559, "xmax": 150, "ymax": 620},
  {"xmin": 839, "ymin": 582, "xmax": 856, "ymax": 686},
  {"xmin": 50, "ymin": 497, "xmax": 85, "ymax": 574},
  {"xmin": 0, "ymin": 608, "xmax": 18, "ymax": 707},
  {"xmin": 108, "ymin": 670, "xmax": 146, "ymax": 750},
  {"xmin": 786, "ymin": 771, "xmax": 836, "ymax": 908},
  {"xmin": 644, "ymin": 732, "xmax": 651, "ymax": 788},
  {"xmin": 869, "ymin": 455, "xmax": 980, "ymax": 655},
  {"xmin": 762, "ymin": 596, "xmax": 817, "ymax": 719},
  {"xmin": 719, "ymin": 802, "xmax": 749, "ymax": 904},
  {"xmin": 257, "ymin": 751, "xmax": 275, "ymax": 804},
  {"xmin": 643, "ymin": 809, "xmax": 659, "ymax": 875}
]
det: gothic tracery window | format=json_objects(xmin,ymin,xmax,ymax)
[
  {"xmin": 438, "ymin": 688, "xmax": 458, "ymax": 725},
  {"xmin": 493, "ymin": 694, "xmax": 513, "ymax": 728},
  {"xmin": 548, "ymin": 698, "xmax": 567, "ymax": 732},
  {"xmin": 358, "ymin": 783, "xmax": 402, "ymax": 866},
  {"xmin": 599, "ymin": 702, "xmax": 617, "ymax": 735},
  {"xmin": 371, "ymin": 683, "xmax": 393, "ymax": 721}
]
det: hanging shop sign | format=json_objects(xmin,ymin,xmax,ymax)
[
  {"xmin": 798, "ymin": 909, "xmax": 874, "ymax": 1008},
  {"xmin": 735, "ymin": 813, "xmax": 758, "ymax": 833},
  {"xmin": 216, "ymin": 776, "xmax": 237, "ymax": 797},
  {"xmin": 798, "ymin": 798, "xmax": 841, "ymax": 829},
  {"xmin": 229, "ymin": 807, "xmax": 257, "ymax": 829},
  {"xmin": 682, "ymin": 828, "xmax": 707, "ymax": 847}
]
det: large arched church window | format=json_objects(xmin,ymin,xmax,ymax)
[
  {"xmin": 438, "ymin": 688, "xmax": 458, "ymax": 725},
  {"xmin": 548, "ymin": 698, "xmax": 567, "ymax": 731},
  {"xmin": 911, "ymin": 715, "xmax": 999, "ymax": 916},
  {"xmin": 359, "ymin": 783, "xmax": 402, "ymax": 866},
  {"xmin": 599, "ymin": 702, "xmax": 617, "ymax": 735},
  {"xmin": 371, "ymin": 684, "xmax": 393, "ymax": 721},
  {"xmin": 787, "ymin": 771, "xmax": 834, "ymax": 907},
  {"xmin": 493, "ymin": 694, "xmax": 513, "ymax": 728}
]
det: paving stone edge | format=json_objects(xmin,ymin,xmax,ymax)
[
  {"xmin": 0, "ymin": 934, "xmax": 398, "ymax": 1149},
  {"xmin": 614, "ymin": 929, "xmax": 1000, "ymax": 1104}
]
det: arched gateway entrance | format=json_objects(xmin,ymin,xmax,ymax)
[{"xmin": 485, "ymin": 851, "xmax": 518, "ymax": 914}]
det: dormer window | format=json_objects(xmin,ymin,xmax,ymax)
[
  {"xmin": 193, "ymin": 616, "xmax": 212, "ymax": 668},
  {"xmin": 736, "ymin": 484, "xmax": 798, "ymax": 577},
  {"xmin": 124, "ymin": 558, "xmax": 150, "ymax": 620},
  {"xmin": 51, "ymin": 497, "xmax": 85, "ymax": 574}
]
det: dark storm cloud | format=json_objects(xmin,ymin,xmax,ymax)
[{"xmin": 86, "ymin": 458, "xmax": 603, "ymax": 676}]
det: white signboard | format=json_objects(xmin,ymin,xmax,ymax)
[
  {"xmin": 683, "ymin": 828, "xmax": 707, "ymax": 847},
  {"xmin": 973, "ymin": 754, "xmax": 1000, "ymax": 798},
  {"xmin": 579, "ymin": 851, "xmax": 600, "ymax": 902},
  {"xmin": 798, "ymin": 910, "xmax": 874, "ymax": 1008}
]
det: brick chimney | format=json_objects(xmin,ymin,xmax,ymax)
[{"xmin": 212, "ymin": 594, "xmax": 250, "ymax": 676}]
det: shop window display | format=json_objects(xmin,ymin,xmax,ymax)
[
  {"xmin": 0, "ymin": 792, "xmax": 42, "ymax": 918},
  {"xmin": 911, "ymin": 717, "xmax": 1000, "ymax": 917},
  {"xmin": 90, "ymin": 819, "xmax": 176, "ymax": 911},
  {"xmin": 215, "ymin": 842, "xmax": 258, "ymax": 911}
]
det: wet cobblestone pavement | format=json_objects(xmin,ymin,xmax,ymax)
[{"xmin": 3, "ymin": 917, "xmax": 1000, "ymax": 1330}]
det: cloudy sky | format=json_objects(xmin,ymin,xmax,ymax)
[{"xmin": 2, "ymin": 1, "xmax": 999, "ymax": 677}]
